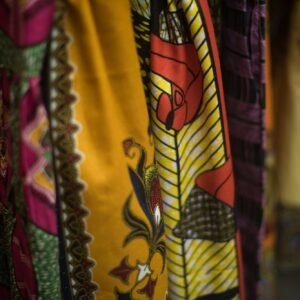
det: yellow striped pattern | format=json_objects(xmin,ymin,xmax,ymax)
[{"xmin": 150, "ymin": 0, "xmax": 239, "ymax": 298}]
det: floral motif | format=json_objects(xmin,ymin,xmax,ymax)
[
  {"xmin": 111, "ymin": 138, "xmax": 166, "ymax": 299},
  {"xmin": 110, "ymin": 257, "xmax": 135, "ymax": 284}
]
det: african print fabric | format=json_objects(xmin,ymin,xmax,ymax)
[
  {"xmin": 220, "ymin": 1, "xmax": 266, "ymax": 299},
  {"xmin": 0, "ymin": 0, "xmax": 60, "ymax": 299},
  {"xmin": 132, "ymin": 0, "xmax": 244, "ymax": 299},
  {"xmin": 0, "ymin": 0, "xmax": 250, "ymax": 299},
  {"xmin": 51, "ymin": 0, "xmax": 168, "ymax": 298}
]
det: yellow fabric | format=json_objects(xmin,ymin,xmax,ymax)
[
  {"xmin": 149, "ymin": 1, "xmax": 238, "ymax": 297},
  {"xmin": 64, "ymin": 1, "xmax": 167, "ymax": 298},
  {"xmin": 274, "ymin": 0, "xmax": 300, "ymax": 208}
]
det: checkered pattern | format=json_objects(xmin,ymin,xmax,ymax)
[
  {"xmin": 220, "ymin": 1, "xmax": 266, "ymax": 299},
  {"xmin": 174, "ymin": 186, "xmax": 235, "ymax": 242}
]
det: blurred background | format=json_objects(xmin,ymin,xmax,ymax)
[{"xmin": 261, "ymin": 1, "xmax": 300, "ymax": 299}]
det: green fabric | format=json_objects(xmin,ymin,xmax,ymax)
[
  {"xmin": 29, "ymin": 224, "xmax": 61, "ymax": 299},
  {"xmin": 0, "ymin": 30, "xmax": 47, "ymax": 77}
]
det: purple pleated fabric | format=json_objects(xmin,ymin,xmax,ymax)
[{"xmin": 220, "ymin": 1, "xmax": 265, "ymax": 300}]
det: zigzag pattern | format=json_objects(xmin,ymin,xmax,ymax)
[{"xmin": 48, "ymin": 2, "xmax": 97, "ymax": 298}]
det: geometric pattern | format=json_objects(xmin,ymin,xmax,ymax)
[
  {"xmin": 159, "ymin": 9, "xmax": 190, "ymax": 44},
  {"xmin": 22, "ymin": 105, "xmax": 55, "ymax": 208},
  {"xmin": 148, "ymin": 3, "xmax": 233, "ymax": 298},
  {"xmin": 0, "ymin": 1, "xmax": 59, "ymax": 298},
  {"xmin": 221, "ymin": 1, "xmax": 266, "ymax": 299},
  {"xmin": 173, "ymin": 185, "xmax": 235, "ymax": 242},
  {"xmin": 48, "ymin": 1, "xmax": 97, "ymax": 298},
  {"xmin": 131, "ymin": 0, "xmax": 242, "ymax": 298}
]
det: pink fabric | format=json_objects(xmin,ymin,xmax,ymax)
[
  {"xmin": 20, "ymin": 78, "xmax": 57, "ymax": 234},
  {"xmin": 0, "ymin": 0, "xmax": 55, "ymax": 46}
]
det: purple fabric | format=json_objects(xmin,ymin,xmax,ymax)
[{"xmin": 221, "ymin": 1, "xmax": 265, "ymax": 300}]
